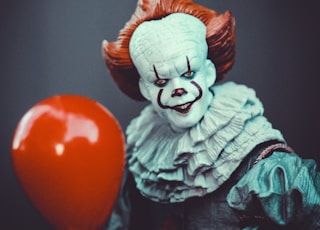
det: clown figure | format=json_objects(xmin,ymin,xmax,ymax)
[{"xmin": 103, "ymin": 0, "xmax": 320, "ymax": 229}]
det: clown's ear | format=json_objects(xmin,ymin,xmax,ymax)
[
  {"xmin": 138, "ymin": 79, "xmax": 151, "ymax": 100},
  {"xmin": 205, "ymin": 60, "xmax": 217, "ymax": 87}
]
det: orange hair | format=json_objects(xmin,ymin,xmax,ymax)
[{"xmin": 102, "ymin": 0, "xmax": 236, "ymax": 101}]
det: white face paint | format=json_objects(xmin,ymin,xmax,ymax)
[{"xmin": 130, "ymin": 13, "xmax": 216, "ymax": 132}]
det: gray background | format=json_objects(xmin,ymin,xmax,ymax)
[{"xmin": 1, "ymin": 0, "xmax": 319, "ymax": 229}]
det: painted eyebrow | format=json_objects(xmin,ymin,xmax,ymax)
[
  {"xmin": 153, "ymin": 64, "xmax": 160, "ymax": 80},
  {"xmin": 186, "ymin": 56, "xmax": 191, "ymax": 72}
]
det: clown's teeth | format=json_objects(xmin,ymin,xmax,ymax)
[{"xmin": 177, "ymin": 103, "xmax": 190, "ymax": 109}]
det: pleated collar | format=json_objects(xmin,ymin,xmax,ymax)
[{"xmin": 126, "ymin": 82, "xmax": 284, "ymax": 203}]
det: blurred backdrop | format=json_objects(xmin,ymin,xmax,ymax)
[{"xmin": 1, "ymin": 0, "xmax": 319, "ymax": 229}]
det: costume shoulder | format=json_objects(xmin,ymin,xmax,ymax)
[{"xmin": 227, "ymin": 151, "xmax": 320, "ymax": 228}]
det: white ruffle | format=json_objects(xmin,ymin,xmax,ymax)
[{"xmin": 126, "ymin": 82, "xmax": 285, "ymax": 203}]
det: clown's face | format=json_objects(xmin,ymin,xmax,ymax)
[
  {"xmin": 130, "ymin": 13, "xmax": 216, "ymax": 132},
  {"xmin": 139, "ymin": 55, "xmax": 215, "ymax": 132}
]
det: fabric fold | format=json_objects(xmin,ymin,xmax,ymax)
[{"xmin": 227, "ymin": 151, "xmax": 320, "ymax": 226}]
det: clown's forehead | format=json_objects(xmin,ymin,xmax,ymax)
[
  {"xmin": 129, "ymin": 13, "xmax": 208, "ymax": 81},
  {"xmin": 145, "ymin": 47, "xmax": 203, "ymax": 82}
]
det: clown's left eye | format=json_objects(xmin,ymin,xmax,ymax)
[
  {"xmin": 154, "ymin": 79, "xmax": 169, "ymax": 87},
  {"xmin": 182, "ymin": 71, "xmax": 195, "ymax": 79}
]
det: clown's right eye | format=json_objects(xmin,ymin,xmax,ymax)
[{"xmin": 154, "ymin": 79, "xmax": 168, "ymax": 87}]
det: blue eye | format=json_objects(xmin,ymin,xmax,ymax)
[
  {"xmin": 182, "ymin": 71, "xmax": 195, "ymax": 79},
  {"xmin": 154, "ymin": 79, "xmax": 168, "ymax": 87}
]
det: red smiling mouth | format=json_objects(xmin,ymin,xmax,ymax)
[
  {"xmin": 173, "ymin": 102, "xmax": 193, "ymax": 114},
  {"xmin": 157, "ymin": 81, "xmax": 203, "ymax": 114}
]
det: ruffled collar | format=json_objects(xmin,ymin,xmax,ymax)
[{"xmin": 126, "ymin": 82, "xmax": 284, "ymax": 203}]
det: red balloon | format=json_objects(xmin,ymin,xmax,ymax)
[{"xmin": 12, "ymin": 95, "xmax": 125, "ymax": 230}]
